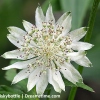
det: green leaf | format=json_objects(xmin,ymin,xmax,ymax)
[
  {"xmin": 76, "ymin": 82, "xmax": 94, "ymax": 92},
  {"xmin": 0, "ymin": 85, "xmax": 23, "ymax": 94},
  {"xmin": 5, "ymin": 69, "xmax": 16, "ymax": 82},
  {"xmin": 64, "ymin": 78, "xmax": 94, "ymax": 92},
  {"xmin": 59, "ymin": 0, "xmax": 93, "ymax": 29},
  {"xmin": 0, "ymin": 85, "xmax": 31, "ymax": 100},
  {"xmin": 14, "ymin": 79, "xmax": 27, "ymax": 92},
  {"xmin": 5, "ymin": 59, "xmax": 21, "ymax": 82}
]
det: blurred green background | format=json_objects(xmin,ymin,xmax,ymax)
[{"xmin": 0, "ymin": 0, "xmax": 100, "ymax": 100}]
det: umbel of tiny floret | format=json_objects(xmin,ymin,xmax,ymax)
[{"xmin": 2, "ymin": 4, "xmax": 93, "ymax": 94}]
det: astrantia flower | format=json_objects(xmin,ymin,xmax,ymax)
[{"xmin": 2, "ymin": 5, "xmax": 93, "ymax": 94}]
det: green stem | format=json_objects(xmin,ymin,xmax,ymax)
[
  {"xmin": 68, "ymin": 0, "xmax": 100, "ymax": 100},
  {"xmin": 84, "ymin": 0, "xmax": 100, "ymax": 42}
]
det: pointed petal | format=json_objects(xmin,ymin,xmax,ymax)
[
  {"xmin": 46, "ymin": 4, "xmax": 55, "ymax": 24},
  {"xmin": 22, "ymin": 20, "xmax": 34, "ymax": 32},
  {"xmin": 53, "ymin": 70, "xmax": 65, "ymax": 91},
  {"xmin": 27, "ymin": 67, "xmax": 42, "ymax": 91},
  {"xmin": 57, "ymin": 64, "xmax": 77, "ymax": 84},
  {"xmin": 75, "ymin": 56, "xmax": 92, "ymax": 67},
  {"xmin": 7, "ymin": 34, "xmax": 23, "ymax": 48},
  {"xmin": 60, "ymin": 67, "xmax": 76, "ymax": 84},
  {"xmin": 67, "ymin": 51, "xmax": 86, "ymax": 61},
  {"xmin": 36, "ymin": 71, "xmax": 48, "ymax": 94},
  {"xmin": 69, "ymin": 27, "xmax": 87, "ymax": 41},
  {"xmin": 7, "ymin": 34, "xmax": 34, "ymax": 48},
  {"xmin": 71, "ymin": 42, "xmax": 94, "ymax": 51},
  {"xmin": 1, "ymin": 49, "xmax": 35, "ymax": 60},
  {"xmin": 64, "ymin": 62, "xmax": 82, "ymax": 81},
  {"xmin": 7, "ymin": 26, "xmax": 26, "ymax": 38},
  {"xmin": 2, "ymin": 58, "xmax": 37, "ymax": 70},
  {"xmin": 56, "ymin": 12, "xmax": 70, "ymax": 25},
  {"xmin": 56, "ymin": 62, "xmax": 82, "ymax": 84},
  {"xmin": 48, "ymin": 69, "xmax": 61, "ymax": 93},
  {"xmin": 35, "ymin": 6, "xmax": 45, "ymax": 29},
  {"xmin": 12, "ymin": 67, "xmax": 33, "ymax": 84},
  {"xmin": 2, "ymin": 49, "xmax": 21, "ymax": 59},
  {"xmin": 61, "ymin": 12, "xmax": 72, "ymax": 36}
]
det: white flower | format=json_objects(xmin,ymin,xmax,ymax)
[{"xmin": 2, "ymin": 5, "xmax": 93, "ymax": 94}]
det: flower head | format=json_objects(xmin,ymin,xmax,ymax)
[{"xmin": 2, "ymin": 4, "xmax": 93, "ymax": 94}]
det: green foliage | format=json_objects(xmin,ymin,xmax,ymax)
[
  {"xmin": 76, "ymin": 82, "xmax": 94, "ymax": 92},
  {"xmin": 0, "ymin": 85, "xmax": 37, "ymax": 100},
  {"xmin": 59, "ymin": 0, "xmax": 93, "ymax": 29},
  {"xmin": 0, "ymin": 85, "xmax": 23, "ymax": 94},
  {"xmin": 0, "ymin": 85, "xmax": 23, "ymax": 100},
  {"xmin": 42, "ymin": 0, "xmax": 61, "ymax": 13},
  {"xmin": 5, "ymin": 69, "xmax": 16, "ymax": 82},
  {"xmin": 64, "ymin": 78, "xmax": 94, "ymax": 92}
]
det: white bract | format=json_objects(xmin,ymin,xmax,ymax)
[{"xmin": 2, "ymin": 5, "xmax": 93, "ymax": 94}]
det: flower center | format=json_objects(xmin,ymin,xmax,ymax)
[{"xmin": 18, "ymin": 21, "xmax": 72, "ymax": 68}]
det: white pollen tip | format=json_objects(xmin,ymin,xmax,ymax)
[
  {"xmin": 27, "ymin": 86, "xmax": 32, "ymax": 92},
  {"xmin": 22, "ymin": 20, "xmax": 26, "ymax": 24},
  {"xmin": 11, "ymin": 81, "xmax": 16, "ymax": 85},
  {"xmin": 7, "ymin": 27, "xmax": 11, "ymax": 31},
  {"xmin": 92, "ymin": 44, "xmax": 94, "ymax": 48},
  {"xmin": 2, "ymin": 68, "xmax": 5, "ymax": 70},
  {"xmin": 61, "ymin": 87, "xmax": 65, "ymax": 91},
  {"xmin": 27, "ymin": 89, "xmax": 30, "ymax": 92},
  {"xmin": 1, "ymin": 54, "xmax": 5, "ymax": 58}
]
